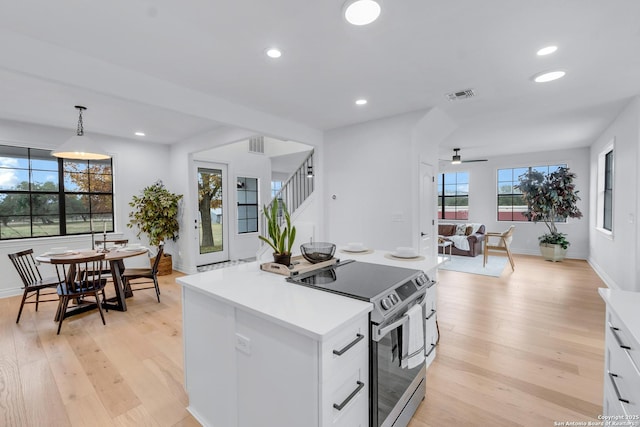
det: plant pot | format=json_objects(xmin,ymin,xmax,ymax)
[
  {"xmin": 273, "ymin": 252, "xmax": 291, "ymax": 266},
  {"xmin": 151, "ymin": 253, "xmax": 173, "ymax": 275},
  {"xmin": 539, "ymin": 243, "xmax": 567, "ymax": 262}
]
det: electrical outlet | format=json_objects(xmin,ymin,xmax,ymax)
[{"xmin": 235, "ymin": 333, "xmax": 251, "ymax": 355}]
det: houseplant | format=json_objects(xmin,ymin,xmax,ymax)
[
  {"xmin": 128, "ymin": 180, "xmax": 183, "ymax": 274},
  {"xmin": 259, "ymin": 199, "xmax": 296, "ymax": 265},
  {"xmin": 515, "ymin": 166, "xmax": 583, "ymax": 261}
]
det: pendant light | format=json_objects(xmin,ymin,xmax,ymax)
[{"xmin": 52, "ymin": 106, "xmax": 110, "ymax": 160}]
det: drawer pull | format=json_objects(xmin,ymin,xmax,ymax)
[
  {"xmin": 426, "ymin": 309, "xmax": 436, "ymax": 320},
  {"xmin": 610, "ymin": 326, "xmax": 632, "ymax": 350},
  {"xmin": 333, "ymin": 333, "xmax": 364, "ymax": 356},
  {"xmin": 425, "ymin": 343, "xmax": 436, "ymax": 357},
  {"xmin": 608, "ymin": 372, "xmax": 630, "ymax": 404},
  {"xmin": 333, "ymin": 381, "xmax": 364, "ymax": 411}
]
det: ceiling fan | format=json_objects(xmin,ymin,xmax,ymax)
[{"xmin": 450, "ymin": 148, "xmax": 488, "ymax": 164}]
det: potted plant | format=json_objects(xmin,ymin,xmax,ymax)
[
  {"xmin": 259, "ymin": 199, "xmax": 296, "ymax": 265},
  {"xmin": 128, "ymin": 180, "xmax": 183, "ymax": 274},
  {"xmin": 515, "ymin": 166, "xmax": 583, "ymax": 262}
]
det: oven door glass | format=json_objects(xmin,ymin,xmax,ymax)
[{"xmin": 373, "ymin": 319, "xmax": 425, "ymax": 426}]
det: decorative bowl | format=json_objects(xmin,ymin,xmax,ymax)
[{"xmin": 300, "ymin": 242, "xmax": 336, "ymax": 264}]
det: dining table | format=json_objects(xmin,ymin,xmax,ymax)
[{"xmin": 36, "ymin": 247, "xmax": 149, "ymax": 315}]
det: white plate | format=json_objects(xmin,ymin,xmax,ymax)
[
  {"xmin": 44, "ymin": 250, "xmax": 75, "ymax": 256},
  {"xmin": 122, "ymin": 246, "xmax": 147, "ymax": 252},
  {"xmin": 342, "ymin": 247, "xmax": 368, "ymax": 253},
  {"xmin": 390, "ymin": 251, "xmax": 419, "ymax": 259}
]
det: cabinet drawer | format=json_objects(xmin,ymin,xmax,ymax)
[
  {"xmin": 608, "ymin": 310, "xmax": 640, "ymax": 373},
  {"xmin": 321, "ymin": 316, "xmax": 368, "ymax": 381},
  {"xmin": 424, "ymin": 309, "xmax": 438, "ymax": 367},
  {"xmin": 322, "ymin": 365, "xmax": 368, "ymax": 427},
  {"xmin": 607, "ymin": 329, "xmax": 640, "ymax": 416},
  {"xmin": 603, "ymin": 375, "xmax": 627, "ymax": 417},
  {"xmin": 424, "ymin": 282, "xmax": 437, "ymax": 312}
]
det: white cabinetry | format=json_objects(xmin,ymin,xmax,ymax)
[
  {"xmin": 424, "ymin": 281, "xmax": 438, "ymax": 367},
  {"xmin": 181, "ymin": 284, "xmax": 371, "ymax": 427},
  {"xmin": 599, "ymin": 289, "xmax": 640, "ymax": 418}
]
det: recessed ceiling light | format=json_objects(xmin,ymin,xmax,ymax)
[
  {"xmin": 266, "ymin": 48, "xmax": 282, "ymax": 58},
  {"xmin": 134, "ymin": 131, "xmax": 145, "ymax": 136},
  {"xmin": 355, "ymin": 99, "xmax": 368, "ymax": 105},
  {"xmin": 344, "ymin": 0, "xmax": 381, "ymax": 26},
  {"xmin": 533, "ymin": 70, "xmax": 566, "ymax": 83},
  {"xmin": 537, "ymin": 45, "xmax": 558, "ymax": 56}
]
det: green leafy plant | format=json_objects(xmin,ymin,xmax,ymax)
[
  {"xmin": 128, "ymin": 181, "xmax": 183, "ymax": 247},
  {"xmin": 259, "ymin": 199, "xmax": 296, "ymax": 255},
  {"xmin": 515, "ymin": 166, "xmax": 583, "ymax": 249}
]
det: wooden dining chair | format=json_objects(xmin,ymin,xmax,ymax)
[
  {"xmin": 8, "ymin": 249, "xmax": 63, "ymax": 323},
  {"xmin": 122, "ymin": 244, "xmax": 163, "ymax": 303},
  {"xmin": 51, "ymin": 253, "xmax": 108, "ymax": 335},
  {"xmin": 483, "ymin": 225, "xmax": 516, "ymax": 271}
]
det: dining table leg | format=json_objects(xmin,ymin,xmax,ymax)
[{"xmin": 102, "ymin": 259, "xmax": 129, "ymax": 311}]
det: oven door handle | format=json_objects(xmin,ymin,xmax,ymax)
[{"xmin": 374, "ymin": 315, "xmax": 409, "ymax": 342}]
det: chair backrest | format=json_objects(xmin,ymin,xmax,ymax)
[
  {"xmin": 503, "ymin": 225, "xmax": 515, "ymax": 246},
  {"xmin": 151, "ymin": 244, "xmax": 164, "ymax": 274},
  {"xmin": 8, "ymin": 249, "xmax": 43, "ymax": 287},
  {"xmin": 51, "ymin": 253, "xmax": 107, "ymax": 293}
]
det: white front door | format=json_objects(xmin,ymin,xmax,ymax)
[
  {"xmin": 419, "ymin": 162, "xmax": 436, "ymax": 260},
  {"xmin": 195, "ymin": 162, "xmax": 229, "ymax": 266}
]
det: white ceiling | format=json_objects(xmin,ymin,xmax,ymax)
[{"xmin": 1, "ymin": 0, "xmax": 640, "ymax": 160}]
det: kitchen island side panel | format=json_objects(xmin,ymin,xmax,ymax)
[{"xmin": 183, "ymin": 286, "xmax": 238, "ymax": 427}]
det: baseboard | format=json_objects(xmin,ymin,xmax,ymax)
[
  {"xmin": 587, "ymin": 257, "xmax": 619, "ymax": 290},
  {"xmin": 0, "ymin": 287, "xmax": 23, "ymax": 299}
]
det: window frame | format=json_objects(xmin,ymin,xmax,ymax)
[
  {"xmin": 437, "ymin": 171, "xmax": 469, "ymax": 220},
  {"xmin": 496, "ymin": 163, "xmax": 567, "ymax": 222},
  {"xmin": 236, "ymin": 176, "xmax": 259, "ymax": 235},
  {"xmin": 597, "ymin": 141, "xmax": 614, "ymax": 237},
  {"xmin": 0, "ymin": 145, "xmax": 114, "ymax": 240}
]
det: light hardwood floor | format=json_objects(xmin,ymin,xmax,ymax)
[{"xmin": 1, "ymin": 254, "xmax": 606, "ymax": 426}]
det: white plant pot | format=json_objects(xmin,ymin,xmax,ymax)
[{"xmin": 539, "ymin": 243, "xmax": 567, "ymax": 262}]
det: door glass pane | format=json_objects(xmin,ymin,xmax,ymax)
[{"xmin": 198, "ymin": 168, "xmax": 223, "ymax": 254}]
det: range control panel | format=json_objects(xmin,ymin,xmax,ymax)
[{"xmin": 378, "ymin": 272, "xmax": 429, "ymax": 311}]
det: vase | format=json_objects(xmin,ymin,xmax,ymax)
[
  {"xmin": 152, "ymin": 253, "xmax": 173, "ymax": 275},
  {"xmin": 539, "ymin": 243, "xmax": 567, "ymax": 262},
  {"xmin": 273, "ymin": 253, "xmax": 291, "ymax": 266}
]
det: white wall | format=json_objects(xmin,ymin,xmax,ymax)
[
  {"xmin": 323, "ymin": 109, "xmax": 451, "ymax": 252},
  {"xmin": 0, "ymin": 120, "xmax": 171, "ymax": 298},
  {"xmin": 439, "ymin": 147, "xmax": 591, "ymax": 259},
  {"xmin": 588, "ymin": 96, "xmax": 639, "ymax": 291}
]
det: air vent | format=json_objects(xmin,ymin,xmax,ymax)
[
  {"xmin": 249, "ymin": 136, "xmax": 264, "ymax": 154},
  {"xmin": 446, "ymin": 88, "xmax": 476, "ymax": 101}
]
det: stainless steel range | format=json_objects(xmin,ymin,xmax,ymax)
[{"xmin": 287, "ymin": 259, "xmax": 435, "ymax": 427}]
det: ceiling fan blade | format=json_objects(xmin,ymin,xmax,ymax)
[{"xmin": 461, "ymin": 159, "xmax": 488, "ymax": 163}]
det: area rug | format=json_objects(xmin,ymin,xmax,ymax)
[{"xmin": 438, "ymin": 254, "xmax": 508, "ymax": 277}]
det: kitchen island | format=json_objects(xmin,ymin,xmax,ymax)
[{"xmin": 177, "ymin": 250, "xmax": 437, "ymax": 427}]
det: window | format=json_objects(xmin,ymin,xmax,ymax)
[
  {"xmin": 271, "ymin": 181, "xmax": 282, "ymax": 198},
  {"xmin": 597, "ymin": 144, "xmax": 614, "ymax": 233},
  {"xmin": 603, "ymin": 150, "xmax": 613, "ymax": 231},
  {"xmin": 0, "ymin": 145, "xmax": 113, "ymax": 240},
  {"xmin": 237, "ymin": 177, "xmax": 258, "ymax": 234},
  {"xmin": 497, "ymin": 164, "xmax": 566, "ymax": 221},
  {"xmin": 437, "ymin": 171, "xmax": 468, "ymax": 220}
]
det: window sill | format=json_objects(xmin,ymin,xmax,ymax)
[{"xmin": 596, "ymin": 227, "xmax": 613, "ymax": 240}]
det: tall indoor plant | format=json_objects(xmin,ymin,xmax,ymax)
[
  {"xmin": 515, "ymin": 166, "xmax": 583, "ymax": 261},
  {"xmin": 259, "ymin": 199, "xmax": 296, "ymax": 265},
  {"xmin": 128, "ymin": 180, "xmax": 183, "ymax": 274}
]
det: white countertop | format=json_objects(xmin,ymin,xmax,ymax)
[
  {"xmin": 599, "ymin": 287, "xmax": 640, "ymax": 345},
  {"xmin": 177, "ymin": 250, "xmax": 436, "ymax": 341}
]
